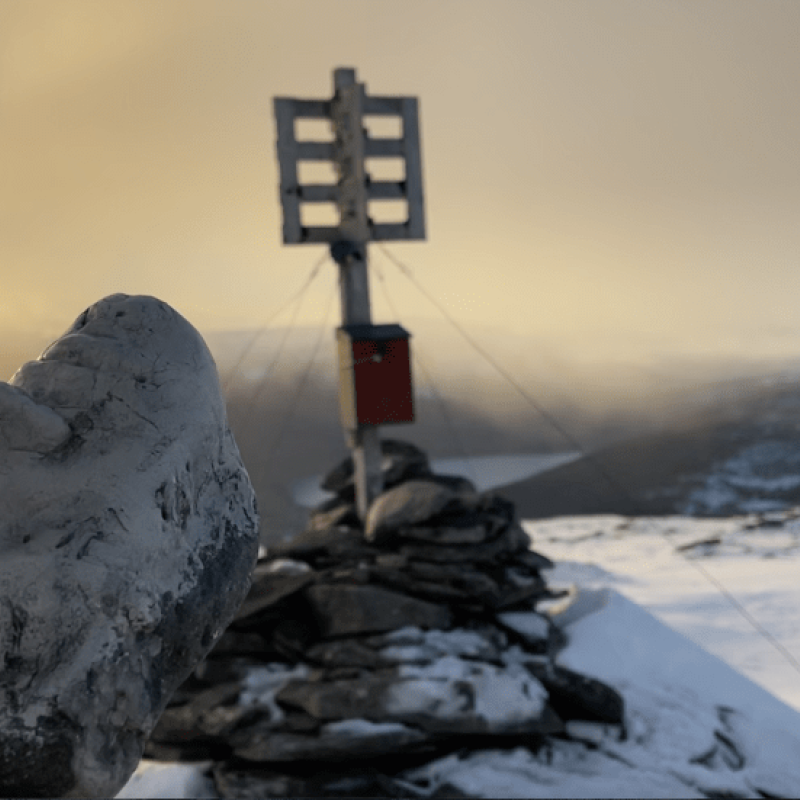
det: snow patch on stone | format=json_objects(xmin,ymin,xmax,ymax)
[{"xmin": 238, "ymin": 664, "xmax": 311, "ymax": 721}]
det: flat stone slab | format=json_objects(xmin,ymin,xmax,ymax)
[
  {"xmin": 365, "ymin": 480, "xmax": 477, "ymax": 545},
  {"xmin": 233, "ymin": 718, "xmax": 431, "ymax": 762},
  {"xmin": 305, "ymin": 583, "xmax": 453, "ymax": 638},
  {"xmin": 399, "ymin": 522, "xmax": 530, "ymax": 564}
]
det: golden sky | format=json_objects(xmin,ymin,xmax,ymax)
[{"xmin": 2, "ymin": 0, "xmax": 800, "ymax": 365}]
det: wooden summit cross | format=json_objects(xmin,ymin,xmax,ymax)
[{"xmin": 273, "ymin": 67, "xmax": 426, "ymax": 520}]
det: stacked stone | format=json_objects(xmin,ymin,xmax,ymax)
[{"xmin": 146, "ymin": 440, "xmax": 625, "ymax": 798}]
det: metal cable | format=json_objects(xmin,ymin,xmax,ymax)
[
  {"xmin": 375, "ymin": 243, "xmax": 634, "ymax": 509},
  {"xmin": 263, "ymin": 279, "xmax": 338, "ymax": 467},
  {"xmin": 221, "ymin": 251, "xmax": 329, "ymax": 394},
  {"xmin": 241, "ymin": 270, "xmax": 312, "ymax": 415},
  {"xmin": 371, "ymin": 257, "xmax": 477, "ymax": 485}
]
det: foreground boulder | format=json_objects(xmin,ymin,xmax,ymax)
[{"xmin": 0, "ymin": 295, "xmax": 259, "ymax": 798}]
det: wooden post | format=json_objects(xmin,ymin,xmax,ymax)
[
  {"xmin": 330, "ymin": 69, "xmax": 382, "ymax": 520},
  {"xmin": 273, "ymin": 67, "xmax": 425, "ymax": 524}
]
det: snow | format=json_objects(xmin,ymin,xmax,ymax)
[
  {"xmin": 117, "ymin": 457, "xmax": 800, "ymax": 798},
  {"xmin": 237, "ymin": 662, "xmax": 311, "ymax": 720},
  {"xmin": 378, "ymin": 625, "xmax": 499, "ymax": 661},
  {"xmin": 115, "ymin": 761, "xmax": 217, "ymax": 799},
  {"xmin": 387, "ymin": 657, "xmax": 549, "ymax": 728},
  {"xmin": 528, "ymin": 513, "xmax": 800, "ymax": 711}
]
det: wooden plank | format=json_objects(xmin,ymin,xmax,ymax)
[
  {"xmin": 289, "ymin": 99, "xmax": 330, "ymax": 118},
  {"xmin": 364, "ymin": 137, "xmax": 404, "ymax": 158},
  {"xmin": 367, "ymin": 181, "xmax": 405, "ymax": 200},
  {"xmin": 273, "ymin": 98, "xmax": 302, "ymax": 244},
  {"xmin": 296, "ymin": 141, "xmax": 335, "ymax": 161},
  {"xmin": 370, "ymin": 222, "xmax": 411, "ymax": 241},
  {"xmin": 363, "ymin": 95, "xmax": 405, "ymax": 116},
  {"xmin": 299, "ymin": 183, "xmax": 339, "ymax": 203},
  {"xmin": 401, "ymin": 97, "xmax": 426, "ymax": 240},
  {"xmin": 274, "ymin": 75, "xmax": 425, "ymax": 245},
  {"xmin": 299, "ymin": 225, "xmax": 340, "ymax": 244}
]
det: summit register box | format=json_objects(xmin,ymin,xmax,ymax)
[{"xmin": 337, "ymin": 324, "xmax": 414, "ymax": 429}]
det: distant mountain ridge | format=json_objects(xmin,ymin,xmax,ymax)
[{"xmin": 499, "ymin": 377, "xmax": 800, "ymax": 520}]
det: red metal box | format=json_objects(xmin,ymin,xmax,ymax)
[{"xmin": 337, "ymin": 324, "xmax": 414, "ymax": 428}]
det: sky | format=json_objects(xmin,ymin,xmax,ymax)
[{"xmin": 2, "ymin": 0, "xmax": 800, "ymax": 368}]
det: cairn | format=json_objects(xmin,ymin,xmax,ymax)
[{"xmin": 146, "ymin": 440, "xmax": 624, "ymax": 798}]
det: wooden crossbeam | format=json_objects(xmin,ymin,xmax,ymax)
[{"xmin": 273, "ymin": 77, "xmax": 425, "ymax": 245}]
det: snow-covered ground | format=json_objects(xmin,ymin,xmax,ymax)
[
  {"xmin": 119, "ymin": 455, "xmax": 800, "ymax": 798},
  {"xmin": 529, "ymin": 513, "xmax": 800, "ymax": 714}
]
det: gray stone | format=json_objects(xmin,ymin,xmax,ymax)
[
  {"xmin": 374, "ymin": 552, "xmax": 410, "ymax": 569},
  {"xmin": 213, "ymin": 763, "xmax": 412, "ymax": 799},
  {"xmin": 213, "ymin": 765, "xmax": 315, "ymax": 798},
  {"xmin": 515, "ymin": 548, "xmax": 555, "ymax": 572},
  {"xmin": 321, "ymin": 438, "xmax": 432, "ymax": 498},
  {"xmin": 367, "ymin": 565, "xmax": 480, "ymax": 605},
  {"xmin": 275, "ymin": 672, "xmax": 399, "ymax": 721},
  {"xmin": 419, "ymin": 473, "xmax": 478, "ymax": 495},
  {"xmin": 399, "ymin": 523, "xmax": 489, "ymax": 545},
  {"xmin": 232, "ymin": 571, "xmax": 315, "ymax": 625},
  {"xmin": 306, "ymin": 499, "xmax": 359, "ymax": 533},
  {"xmin": 497, "ymin": 612, "xmax": 552, "ymax": 646},
  {"xmin": 193, "ymin": 656, "xmax": 259, "ymax": 687},
  {"xmin": 304, "ymin": 584, "xmax": 453, "ymax": 637},
  {"xmin": 493, "ymin": 578, "xmax": 553, "ymax": 611},
  {"xmin": 270, "ymin": 524, "xmax": 378, "ymax": 565},
  {"xmin": 365, "ymin": 480, "xmax": 478, "ymax": 545},
  {"xmin": 208, "ymin": 631, "xmax": 279, "ymax": 659},
  {"xmin": 149, "ymin": 682, "xmax": 244, "ymax": 745},
  {"xmin": 236, "ymin": 719, "xmax": 431, "ymax": 762},
  {"xmin": 525, "ymin": 662, "xmax": 625, "ymax": 725},
  {"xmin": 366, "ymin": 626, "xmax": 503, "ymax": 664},
  {"xmin": 0, "ymin": 295, "xmax": 259, "ymax": 798},
  {"xmin": 399, "ymin": 521, "xmax": 530, "ymax": 565},
  {"xmin": 383, "ymin": 659, "xmax": 563, "ymax": 736},
  {"xmin": 305, "ymin": 639, "xmax": 386, "ymax": 670}
]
